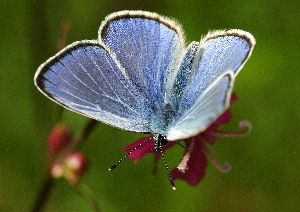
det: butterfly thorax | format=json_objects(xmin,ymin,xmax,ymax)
[
  {"xmin": 150, "ymin": 103, "xmax": 176, "ymax": 135},
  {"xmin": 153, "ymin": 134, "xmax": 168, "ymax": 151}
]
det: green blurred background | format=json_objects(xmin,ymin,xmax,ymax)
[{"xmin": 0, "ymin": 0, "xmax": 299, "ymax": 211}]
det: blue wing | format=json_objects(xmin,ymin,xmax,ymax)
[
  {"xmin": 166, "ymin": 30, "xmax": 255, "ymax": 140},
  {"xmin": 99, "ymin": 11, "xmax": 185, "ymax": 111},
  {"xmin": 167, "ymin": 72, "xmax": 233, "ymax": 140},
  {"xmin": 34, "ymin": 40, "xmax": 151, "ymax": 132},
  {"xmin": 168, "ymin": 41, "xmax": 200, "ymax": 111},
  {"xmin": 175, "ymin": 30, "xmax": 255, "ymax": 115}
]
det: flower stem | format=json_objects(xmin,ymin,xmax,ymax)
[
  {"xmin": 49, "ymin": 119, "xmax": 98, "ymax": 165},
  {"xmin": 31, "ymin": 175, "xmax": 55, "ymax": 212},
  {"xmin": 31, "ymin": 119, "xmax": 98, "ymax": 211}
]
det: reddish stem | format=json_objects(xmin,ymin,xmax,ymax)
[{"xmin": 31, "ymin": 176, "xmax": 54, "ymax": 212}]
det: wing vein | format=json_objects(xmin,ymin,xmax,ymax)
[
  {"xmin": 48, "ymin": 68, "xmax": 120, "ymax": 104},
  {"xmin": 85, "ymin": 47, "xmax": 140, "ymax": 114},
  {"xmin": 69, "ymin": 52, "xmax": 108, "ymax": 96},
  {"xmin": 58, "ymin": 59, "xmax": 105, "ymax": 98},
  {"xmin": 42, "ymin": 76, "xmax": 99, "ymax": 108}
]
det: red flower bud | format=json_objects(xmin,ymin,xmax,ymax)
[
  {"xmin": 48, "ymin": 124, "xmax": 73, "ymax": 155},
  {"xmin": 65, "ymin": 152, "xmax": 88, "ymax": 175}
]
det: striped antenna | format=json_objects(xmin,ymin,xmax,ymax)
[
  {"xmin": 176, "ymin": 140, "xmax": 192, "ymax": 151},
  {"xmin": 109, "ymin": 137, "xmax": 152, "ymax": 171},
  {"xmin": 160, "ymin": 150, "xmax": 176, "ymax": 190}
]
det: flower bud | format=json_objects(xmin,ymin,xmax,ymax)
[
  {"xmin": 50, "ymin": 152, "xmax": 88, "ymax": 184},
  {"xmin": 48, "ymin": 124, "xmax": 73, "ymax": 155},
  {"xmin": 50, "ymin": 162, "xmax": 64, "ymax": 179}
]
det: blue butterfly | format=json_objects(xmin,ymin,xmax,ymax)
[{"xmin": 34, "ymin": 10, "xmax": 255, "ymax": 189}]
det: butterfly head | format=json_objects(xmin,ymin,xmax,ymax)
[{"xmin": 153, "ymin": 134, "xmax": 168, "ymax": 151}]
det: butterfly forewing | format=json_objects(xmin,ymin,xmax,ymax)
[
  {"xmin": 99, "ymin": 11, "xmax": 185, "ymax": 110},
  {"xmin": 35, "ymin": 41, "xmax": 151, "ymax": 132}
]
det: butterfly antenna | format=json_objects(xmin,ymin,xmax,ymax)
[
  {"xmin": 109, "ymin": 137, "xmax": 152, "ymax": 171},
  {"xmin": 176, "ymin": 141, "xmax": 192, "ymax": 151},
  {"xmin": 160, "ymin": 150, "xmax": 176, "ymax": 190}
]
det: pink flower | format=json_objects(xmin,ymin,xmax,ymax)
[
  {"xmin": 170, "ymin": 138, "xmax": 208, "ymax": 186},
  {"xmin": 123, "ymin": 136, "xmax": 176, "ymax": 165},
  {"xmin": 123, "ymin": 94, "xmax": 251, "ymax": 186}
]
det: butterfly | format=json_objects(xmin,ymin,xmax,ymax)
[{"xmin": 34, "ymin": 10, "xmax": 255, "ymax": 188}]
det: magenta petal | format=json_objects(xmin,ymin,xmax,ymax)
[
  {"xmin": 123, "ymin": 136, "xmax": 153, "ymax": 152},
  {"xmin": 123, "ymin": 136, "xmax": 177, "ymax": 165},
  {"xmin": 123, "ymin": 136, "xmax": 154, "ymax": 164},
  {"xmin": 229, "ymin": 93, "xmax": 238, "ymax": 104},
  {"xmin": 209, "ymin": 93, "xmax": 238, "ymax": 128},
  {"xmin": 170, "ymin": 140, "xmax": 208, "ymax": 186},
  {"xmin": 201, "ymin": 132, "xmax": 217, "ymax": 145},
  {"xmin": 214, "ymin": 109, "xmax": 232, "ymax": 125}
]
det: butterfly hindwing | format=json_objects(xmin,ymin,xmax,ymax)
[
  {"xmin": 168, "ymin": 41, "xmax": 200, "ymax": 113},
  {"xmin": 178, "ymin": 30, "xmax": 255, "ymax": 114},
  {"xmin": 167, "ymin": 72, "xmax": 233, "ymax": 140},
  {"xmin": 166, "ymin": 30, "xmax": 255, "ymax": 140}
]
